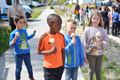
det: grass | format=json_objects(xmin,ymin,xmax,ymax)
[
  {"xmin": 54, "ymin": 7, "xmax": 66, "ymax": 16},
  {"xmin": 31, "ymin": 7, "xmax": 46, "ymax": 19},
  {"xmin": 0, "ymin": 26, "xmax": 11, "ymax": 55}
]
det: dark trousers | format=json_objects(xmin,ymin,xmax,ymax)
[
  {"xmin": 9, "ymin": 17, "xmax": 16, "ymax": 31},
  {"xmin": 104, "ymin": 20, "xmax": 109, "ymax": 34},
  {"xmin": 75, "ymin": 14, "xmax": 80, "ymax": 22},
  {"xmin": 112, "ymin": 22, "xmax": 118, "ymax": 36},
  {"xmin": 118, "ymin": 22, "xmax": 120, "ymax": 34},
  {"xmin": 44, "ymin": 66, "xmax": 64, "ymax": 80},
  {"xmin": 87, "ymin": 54, "xmax": 103, "ymax": 80},
  {"xmin": 15, "ymin": 53, "xmax": 34, "ymax": 80}
]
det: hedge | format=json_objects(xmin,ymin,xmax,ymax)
[{"xmin": 0, "ymin": 26, "xmax": 11, "ymax": 55}]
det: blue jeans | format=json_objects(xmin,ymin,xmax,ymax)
[
  {"xmin": 15, "ymin": 53, "xmax": 33, "ymax": 80},
  {"xmin": 64, "ymin": 67, "xmax": 78, "ymax": 80}
]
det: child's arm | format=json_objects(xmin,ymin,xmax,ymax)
[
  {"xmin": 78, "ymin": 37, "xmax": 85, "ymax": 67},
  {"xmin": 9, "ymin": 32, "xmax": 19, "ymax": 46},
  {"xmin": 37, "ymin": 46, "xmax": 57, "ymax": 55},
  {"xmin": 64, "ymin": 34, "xmax": 76, "ymax": 54},
  {"xmin": 61, "ymin": 48, "xmax": 65, "ymax": 65},
  {"xmin": 27, "ymin": 30, "xmax": 36, "ymax": 40}
]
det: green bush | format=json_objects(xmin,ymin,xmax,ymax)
[
  {"xmin": 50, "ymin": 6, "xmax": 54, "ymax": 9},
  {"xmin": 0, "ymin": 26, "xmax": 11, "ymax": 55}
]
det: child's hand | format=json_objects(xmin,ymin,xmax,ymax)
[
  {"xmin": 71, "ymin": 33, "xmax": 76, "ymax": 45},
  {"xmin": 84, "ymin": 57, "xmax": 89, "ymax": 64},
  {"xmin": 71, "ymin": 37, "xmax": 76, "ymax": 45},
  {"xmin": 33, "ymin": 30, "xmax": 36, "ymax": 35},
  {"xmin": 71, "ymin": 33, "xmax": 76, "ymax": 37},
  {"xmin": 15, "ymin": 32, "xmax": 20, "ymax": 39},
  {"xmin": 50, "ymin": 46, "xmax": 57, "ymax": 54}
]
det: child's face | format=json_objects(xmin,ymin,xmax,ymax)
[
  {"xmin": 67, "ymin": 22, "xmax": 76, "ymax": 35},
  {"xmin": 49, "ymin": 21, "xmax": 62, "ymax": 33},
  {"xmin": 15, "ymin": 19, "xmax": 26, "ymax": 29},
  {"xmin": 91, "ymin": 15, "xmax": 100, "ymax": 26}
]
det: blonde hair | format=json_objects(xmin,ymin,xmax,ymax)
[
  {"xmin": 67, "ymin": 19, "xmax": 77, "ymax": 25},
  {"xmin": 88, "ymin": 11, "xmax": 103, "ymax": 27}
]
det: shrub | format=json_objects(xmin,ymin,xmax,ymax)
[
  {"xmin": 0, "ymin": 26, "xmax": 11, "ymax": 55},
  {"xmin": 50, "ymin": 6, "xmax": 54, "ymax": 9}
]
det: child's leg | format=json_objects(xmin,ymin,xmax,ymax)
[
  {"xmin": 23, "ymin": 54, "xmax": 34, "ymax": 79},
  {"xmin": 55, "ymin": 66, "xmax": 64, "ymax": 80},
  {"xmin": 71, "ymin": 67, "xmax": 78, "ymax": 80},
  {"xmin": 64, "ymin": 68, "xmax": 71, "ymax": 80},
  {"xmin": 44, "ymin": 67, "xmax": 56, "ymax": 80},
  {"xmin": 44, "ymin": 66, "xmax": 64, "ymax": 80},
  {"xmin": 87, "ymin": 55, "xmax": 96, "ymax": 80},
  {"xmin": 15, "ymin": 55, "xmax": 23, "ymax": 80},
  {"xmin": 112, "ymin": 23, "xmax": 115, "ymax": 35},
  {"xmin": 114, "ymin": 23, "xmax": 118, "ymax": 36},
  {"xmin": 95, "ymin": 55, "xmax": 103, "ymax": 80}
]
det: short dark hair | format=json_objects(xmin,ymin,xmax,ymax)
[
  {"xmin": 14, "ymin": 16, "xmax": 24, "ymax": 23},
  {"xmin": 67, "ymin": 19, "xmax": 77, "ymax": 25},
  {"xmin": 47, "ymin": 14, "xmax": 62, "ymax": 26}
]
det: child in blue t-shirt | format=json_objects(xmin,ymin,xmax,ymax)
[
  {"xmin": 9, "ymin": 16, "xmax": 36, "ymax": 80},
  {"xmin": 64, "ymin": 19, "xmax": 84, "ymax": 80}
]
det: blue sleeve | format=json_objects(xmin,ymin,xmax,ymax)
[
  {"xmin": 78, "ymin": 37, "xmax": 84, "ymax": 67},
  {"xmin": 9, "ymin": 33, "xmax": 14, "ymax": 47},
  {"xmin": 26, "ymin": 29, "xmax": 35, "ymax": 40},
  {"xmin": 27, "ymin": 33, "xmax": 35, "ymax": 40},
  {"xmin": 64, "ymin": 39, "xmax": 74, "ymax": 55}
]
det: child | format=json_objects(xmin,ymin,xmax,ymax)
[
  {"xmin": 83, "ymin": 11, "xmax": 108, "ymax": 80},
  {"xmin": 9, "ymin": 16, "xmax": 36, "ymax": 80},
  {"xmin": 64, "ymin": 19, "xmax": 84, "ymax": 80},
  {"xmin": 37, "ymin": 14, "xmax": 65, "ymax": 80}
]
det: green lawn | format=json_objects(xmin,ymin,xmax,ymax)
[{"xmin": 31, "ymin": 7, "xmax": 46, "ymax": 19}]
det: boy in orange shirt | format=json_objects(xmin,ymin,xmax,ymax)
[{"xmin": 37, "ymin": 14, "xmax": 65, "ymax": 80}]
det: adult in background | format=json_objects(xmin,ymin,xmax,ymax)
[
  {"xmin": 8, "ymin": 0, "xmax": 27, "ymax": 31},
  {"xmin": 113, "ymin": 0, "xmax": 120, "ymax": 35},
  {"xmin": 112, "ymin": 6, "xmax": 119, "ymax": 36},
  {"xmin": 101, "ymin": 6, "xmax": 109, "ymax": 34},
  {"xmin": 113, "ymin": 0, "xmax": 120, "ymax": 7},
  {"xmin": 117, "ymin": 4, "xmax": 120, "ymax": 34},
  {"xmin": 74, "ymin": 1, "xmax": 80, "ymax": 23}
]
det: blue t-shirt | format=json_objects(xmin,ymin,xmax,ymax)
[
  {"xmin": 9, "ymin": 28, "xmax": 35, "ymax": 55},
  {"xmin": 112, "ymin": 12, "xmax": 119, "ymax": 22}
]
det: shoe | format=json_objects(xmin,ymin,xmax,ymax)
[{"xmin": 29, "ymin": 77, "xmax": 35, "ymax": 80}]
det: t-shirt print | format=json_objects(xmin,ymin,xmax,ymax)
[{"xmin": 19, "ymin": 33, "xmax": 28, "ymax": 50}]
